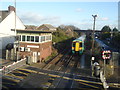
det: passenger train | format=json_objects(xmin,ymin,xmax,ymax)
[{"xmin": 72, "ymin": 35, "xmax": 86, "ymax": 55}]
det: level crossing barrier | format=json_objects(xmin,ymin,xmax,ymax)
[{"xmin": 0, "ymin": 58, "xmax": 26, "ymax": 75}]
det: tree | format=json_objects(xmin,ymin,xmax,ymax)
[
  {"xmin": 113, "ymin": 27, "xmax": 118, "ymax": 32},
  {"xmin": 101, "ymin": 25, "xmax": 111, "ymax": 32},
  {"xmin": 100, "ymin": 26, "xmax": 111, "ymax": 40}
]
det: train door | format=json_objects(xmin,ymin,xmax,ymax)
[{"xmin": 75, "ymin": 42, "xmax": 79, "ymax": 51}]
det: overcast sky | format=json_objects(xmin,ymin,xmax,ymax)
[{"xmin": 1, "ymin": 0, "xmax": 119, "ymax": 30}]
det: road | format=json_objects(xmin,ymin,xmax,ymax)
[
  {"xmin": 2, "ymin": 66, "xmax": 102, "ymax": 89},
  {"xmin": 2, "ymin": 65, "xmax": 120, "ymax": 89}
]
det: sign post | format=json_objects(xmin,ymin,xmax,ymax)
[
  {"xmin": 102, "ymin": 50, "xmax": 111, "ymax": 77},
  {"xmin": 91, "ymin": 57, "xmax": 95, "ymax": 76}
]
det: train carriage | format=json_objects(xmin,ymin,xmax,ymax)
[{"xmin": 72, "ymin": 35, "xmax": 86, "ymax": 55}]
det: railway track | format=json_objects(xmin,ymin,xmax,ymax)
[
  {"xmin": 47, "ymin": 53, "xmax": 94, "ymax": 89},
  {"xmin": 42, "ymin": 48, "xmax": 72, "ymax": 70}
]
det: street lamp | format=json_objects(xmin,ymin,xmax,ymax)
[{"xmin": 91, "ymin": 15, "xmax": 97, "ymax": 76}]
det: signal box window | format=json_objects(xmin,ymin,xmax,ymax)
[
  {"xmin": 27, "ymin": 36, "xmax": 30, "ymax": 41},
  {"xmin": 46, "ymin": 36, "xmax": 51, "ymax": 41},
  {"xmin": 41, "ymin": 36, "xmax": 45, "ymax": 42},
  {"xmin": 31, "ymin": 36, "xmax": 34, "ymax": 42},
  {"xmin": 19, "ymin": 35, "xmax": 21, "ymax": 41},
  {"xmin": 35, "ymin": 36, "xmax": 39, "ymax": 42},
  {"xmin": 22, "ymin": 35, "xmax": 26, "ymax": 41}
]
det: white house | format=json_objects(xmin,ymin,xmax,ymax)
[{"xmin": 0, "ymin": 6, "xmax": 25, "ymax": 50}]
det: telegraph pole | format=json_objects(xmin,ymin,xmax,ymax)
[
  {"xmin": 91, "ymin": 15, "xmax": 97, "ymax": 76},
  {"xmin": 15, "ymin": 0, "xmax": 16, "ymax": 36},
  {"xmin": 91, "ymin": 15, "xmax": 97, "ymax": 55},
  {"xmin": 14, "ymin": 0, "xmax": 17, "ymax": 61}
]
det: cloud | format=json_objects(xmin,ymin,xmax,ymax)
[
  {"xmin": 101, "ymin": 17, "xmax": 109, "ymax": 21},
  {"xmin": 97, "ymin": 17, "xmax": 109, "ymax": 21},
  {"xmin": 76, "ymin": 8, "xmax": 83, "ymax": 12},
  {"xmin": 18, "ymin": 11, "xmax": 61, "ymax": 26}
]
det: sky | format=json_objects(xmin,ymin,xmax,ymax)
[{"xmin": 0, "ymin": 0, "xmax": 119, "ymax": 30}]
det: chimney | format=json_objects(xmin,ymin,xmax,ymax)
[{"xmin": 8, "ymin": 6, "xmax": 15, "ymax": 12}]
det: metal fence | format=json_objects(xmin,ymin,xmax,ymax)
[{"xmin": 0, "ymin": 58, "xmax": 26, "ymax": 75}]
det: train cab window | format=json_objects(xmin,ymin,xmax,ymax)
[
  {"xmin": 80, "ymin": 42, "xmax": 82, "ymax": 47},
  {"xmin": 73, "ymin": 42, "xmax": 75, "ymax": 47}
]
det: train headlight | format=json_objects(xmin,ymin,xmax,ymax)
[
  {"xmin": 72, "ymin": 47, "xmax": 74, "ymax": 50},
  {"xmin": 79, "ymin": 47, "xmax": 82, "ymax": 50}
]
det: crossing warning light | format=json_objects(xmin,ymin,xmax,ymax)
[{"xmin": 102, "ymin": 50, "xmax": 111, "ymax": 59}]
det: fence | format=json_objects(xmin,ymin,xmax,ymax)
[{"xmin": 0, "ymin": 58, "xmax": 26, "ymax": 76}]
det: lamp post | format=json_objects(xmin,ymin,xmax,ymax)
[{"xmin": 91, "ymin": 15, "xmax": 97, "ymax": 76}]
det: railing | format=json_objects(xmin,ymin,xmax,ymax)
[{"xmin": 0, "ymin": 58, "xmax": 26, "ymax": 75}]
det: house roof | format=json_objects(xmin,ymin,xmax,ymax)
[
  {"xmin": 0, "ymin": 6, "xmax": 16, "ymax": 23},
  {"xmin": 14, "ymin": 29, "xmax": 52, "ymax": 33},
  {"xmin": 25, "ymin": 25, "xmax": 37, "ymax": 30},
  {"xmin": 37, "ymin": 24, "xmax": 56, "ymax": 30},
  {"xmin": 0, "ymin": 10, "xmax": 9, "ymax": 23}
]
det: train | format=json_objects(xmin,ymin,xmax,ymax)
[{"xmin": 72, "ymin": 35, "xmax": 86, "ymax": 55}]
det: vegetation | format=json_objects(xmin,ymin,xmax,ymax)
[
  {"xmin": 100, "ymin": 25, "xmax": 111, "ymax": 40},
  {"xmin": 101, "ymin": 25, "xmax": 111, "ymax": 32},
  {"xmin": 52, "ymin": 29, "xmax": 71, "ymax": 43},
  {"xmin": 100, "ymin": 25, "xmax": 120, "ymax": 48},
  {"xmin": 44, "ymin": 25, "xmax": 79, "ymax": 62}
]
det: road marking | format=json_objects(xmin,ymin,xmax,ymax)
[
  {"xmin": 48, "ymin": 74, "xmax": 60, "ymax": 78},
  {"xmin": 2, "ymin": 82, "xmax": 16, "ymax": 86},
  {"xmin": 42, "ymin": 82, "xmax": 52, "ymax": 88},
  {"xmin": 38, "ymin": 72, "xmax": 45, "ymax": 75},
  {"xmin": 58, "ymin": 67, "xmax": 61, "ymax": 70},
  {"xmin": 2, "ymin": 85, "xmax": 9, "ymax": 90},
  {"xmin": 18, "ymin": 68, "xmax": 37, "ymax": 73},
  {"xmin": 6, "ymin": 73, "xmax": 25, "ymax": 79},
  {"xmin": 17, "ymin": 67, "xmax": 102, "ymax": 87},
  {"xmin": 63, "ymin": 76, "xmax": 71, "ymax": 80},
  {"xmin": 74, "ymin": 79, "xmax": 102, "ymax": 85},
  {"xmin": 49, "ymin": 78, "xmax": 55, "ymax": 80},
  {"xmin": 3, "ymin": 77, "xmax": 20, "ymax": 83},
  {"xmin": 78, "ymin": 81, "xmax": 99, "ymax": 89},
  {"xmin": 14, "ymin": 70, "xmax": 29, "ymax": 76}
]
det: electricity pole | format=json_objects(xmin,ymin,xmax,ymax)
[
  {"xmin": 91, "ymin": 15, "xmax": 97, "ymax": 76},
  {"xmin": 91, "ymin": 15, "xmax": 97, "ymax": 55},
  {"xmin": 14, "ymin": 0, "xmax": 17, "ymax": 61}
]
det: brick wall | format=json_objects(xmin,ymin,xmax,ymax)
[
  {"xmin": 19, "ymin": 41, "xmax": 52, "ymax": 62},
  {"xmin": 40, "ymin": 42, "xmax": 52, "ymax": 61}
]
